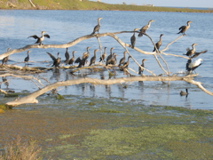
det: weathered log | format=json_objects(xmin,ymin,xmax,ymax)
[{"xmin": 6, "ymin": 74, "xmax": 207, "ymax": 107}]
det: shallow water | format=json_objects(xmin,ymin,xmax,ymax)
[{"xmin": 0, "ymin": 10, "xmax": 213, "ymax": 109}]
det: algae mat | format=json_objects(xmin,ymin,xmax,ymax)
[{"xmin": 0, "ymin": 96, "xmax": 213, "ymax": 159}]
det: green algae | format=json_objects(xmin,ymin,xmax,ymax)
[
  {"xmin": 41, "ymin": 102, "xmax": 213, "ymax": 159},
  {"xmin": 1, "ymin": 96, "xmax": 212, "ymax": 159}
]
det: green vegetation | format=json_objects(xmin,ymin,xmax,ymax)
[{"xmin": 1, "ymin": 0, "xmax": 213, "ymax": 13}]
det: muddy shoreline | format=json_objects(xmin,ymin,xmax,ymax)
[{"xmin": 1, "ymin": 96, "xmax": 213, "ymax": 159}]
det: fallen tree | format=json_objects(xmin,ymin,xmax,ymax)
[{"xmin": 0, "ymin": 29, "xmax": 210, "ymax": 107}]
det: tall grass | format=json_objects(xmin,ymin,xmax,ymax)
[{"xmin": 0, "ymin": 136, "xmax": 42, "ymax": 160}]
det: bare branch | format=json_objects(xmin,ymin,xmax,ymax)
[{"xmin": 6, "ymin": 75, "xmax": 199, "ymax": 107}]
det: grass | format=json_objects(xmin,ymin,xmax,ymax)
[
  {"xmin": 0, "ymin": 136, "xmax": 42, "ymax": 160},
  {"xmin": 1, "ymin": 0, "xmax": 213, "ymax": 13}
]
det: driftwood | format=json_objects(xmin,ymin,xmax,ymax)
[
  {"xmin": 0, "ymin": 29, "xmax": 209, "ymax": 107},
  {"xmin": 6, "ymin": 74, "xmax": 206, "ymax": 107}
]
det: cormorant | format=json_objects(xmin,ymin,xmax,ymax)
[
  {"xmin": 153, "ymin": 34, "xmax": 164, "ymax": 52},
  {"xmin": 177, "ymin": 21, "xmax": 192, "ymax": 35},
  {"xmin": 28, "ymin": 31, "xmax": 50, "ymax": 45},
  {"xmin": 89, "ymin": 49, "xmax": 99, "ymax": 66},
  {"xmin": 106, "ymin": 53, "xmax": 117, "ymax": 66},
  {"xmin": 122, "ymin": 56, "xmax": 131, "ymax": 69},
  {"xmin": 68, "ymin": 51, "xmax": 76, "ymax": 65},
  {"xmin": 99, "ymin": 47, "xmax": 107, "ymax": 62},
  {"xmin": 91, "ymin": 17, "xmax": 103, "ymax": 35},
  {"xmin": 47, "ymin": 52, "xmax": 61, "ymax": 68},
  {"xmin": 2, "ymin": 48, "xmax": 11, "ymax": 65},
  {"xmin": 184, "ymin": 43, "xmax": 197, "ymax": 57},
  {"xmin": 77, "ymin": 47, "xmax": 91, "ymax": 67},
  {"xmin": 138, "ymin": 59, "xmax": 147, "ymax": 75},
  {"xmin": 118, "ymin": 51, "xmax": 127, "ymax": 67},
  {"xmin": 24, "ymin": 50, "xmax": 30, "ymax": 65},
  {"xmin": 65, "ymin": 48, "xmax": 70, "ymax": 64},
  {"xmin": 191, "ymin": 50, "xmax": 208, "ymax": 59},
  {"xmin": 138, "ymin": 20, "xmax": 155, "ymax": 37},
  {"xmin": 186, "ymin": 58, "xmax": 203, "ymax": 73},
  {"xmin": 180, "ymin": 88, "xmax": 189, "ymax": 97},
  {"xmin": 130, "ymin": 28, "xmax": 139, "ymax": 48},
  {"xmin": 106, "ymin": 47, "xmax": 114, "ymax": 66},
  {"xmin": 2, "ymin": 56, "xmax": 9, "ymax": 65}
]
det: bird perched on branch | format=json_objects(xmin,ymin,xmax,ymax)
[
  {"xmin": 138, "ymin": 59, "xmax": 147, "ymax": 75},
  {"xmin": 138, "ymin": 20, "xmax": 155, "ymax": 37},
  {"xmin": 64, "ymin": 48, "xmax": 70, "ymax": 64},
  {"xmin": 186, "ymin": 58, "xmax": 203, "ymax": 73},
  {"xmin": 106, "ymin": 47, "xmax": 114, "ymax": 66},
  {"xmin": 2, "ymin": 48, "xmax": 11, "ymax": 65},
  {"xmin": 153, "ymin": 34, "xmax": 163, "ymax": 52},
  {"xmin": 122, "ymin": 56, "xmax": 131, "ymax": 69},
  {"xmin": 130, "ymin": 28, "xmax": 139, "ymax": 48},
  {"xmin": 118, "ymin": 51, "xmax": 127, "ymax": 67},
  {"xmin": 47, "ymin": 52, "xmax": 61, "ymax": 68},
  {"xmin": 99, "ymin": 47, "xmax": 107, "ymax": 63},
  {"xmin": 177, "ymin": 21, "xmax": 192, "ymax": 35},
  {"xmin": 24, "ymin": 50, "xmax": 31, "ymax": 65},
  {"xmin": 28, "ymin": 31, "xmax": 50, "ymax": 45},
  {"xmin": 184, "ymin": 43, "xmax": 197, "ymax": 57},
  {"xmin": 68, "ymin": 51, "xmax": 76, "ymax": 65},
  {"xmin": 89, "ymin": 49, "xmax": 99, "ymax": 66},
  {"xmin": 91, "ymin": 17, "xmax": 103, "ymax": 35}
]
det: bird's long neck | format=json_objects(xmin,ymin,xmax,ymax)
[
  {"xmin": 187, "ymin": 22, "xmax": 191, "ymax": 27},
  {"xmin": 159, "ymin": 35, "xmax": 163, "ymax": 41},
  {"xmin": 147, "ymin": 21, "xmax": 152, "ymax": 28},
  {"xmin": 192, "ymin": 45, "xmax": 196, "ymax": 51},
  {"xmin": 98, "ymin": 19, "xmax": 101, "ymax": 26},
  {"xmin": 72, "ymin": 51, "xmax": 75, "ymax": 57}
]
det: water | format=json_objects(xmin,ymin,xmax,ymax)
[{"xmin": 0, "ymin": 10, "xmax": 213, "ymax": 110}]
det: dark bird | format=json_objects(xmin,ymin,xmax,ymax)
[
  {"xmin": 106, "ymin": 47, "xmax": 114, "ymax": 66},
  {"xmin": 184, "ymin": 43, "xmax": 197, "ymax": 57},
  {"xmin": 110, "ymin": 53, "xmax": 117, "ymax": 65},
  {"xmin": 177, "ymin": 21, "xmax": 192, "ymax": 35},
  {"xmin": 47, "ymin": 52, "xmax": 61, "ymax": 68},
  {"xmin": 130, "ymin": 28, "xmax": 139, "ymax": 48},
  {"xmin": 186, "ymin": 58, "xmax": 203, "ymax": 73},
  {"xmin": 99, "ymin": 47, "xmax": 107, "ymax": 62},
  {"xmin": 24, "ymin": 50, "xmax": 31, "ymax": 65},
  {"xmin": 2, "ymin": 48, "xmax": 11, "ymax": 65},
  {"xmin": 138, "ymin": 59, "xmax": 147, "ymax": 75},
  {"xmin": 118, "ymin": 51, "xmax": 127, "ymax": 67},
  {"xmin": 91, "ymin": 17, "xmax": 103, "ymax": 35},
  {"xmin": 28, "ymin": 31, "xmax": 50, "ymax": 45},
  {"xmin": 89, "ymin": 49, "xmax": 99, "ymax": 66},
  {"xmin": 74, "ymin": 57, "xmax": 83, "ymax": 68},
  {"xmin": 65, "ymin": 48, "xmax": 70, "ymax": 64},
  {"xmin": 2, "ymin": 77, "xmax": 9, "ymax": 89},
  {"xmin": 68, "ymin": 51, "xmax": 76, "ymax": 65},
  {"xmin": 191, "ymin": 50, "xmax": 208, "ymax": 59},
  {"xmin": 153, "ymin": 34, "xmax": 164, "ymax": 52},
  {"xmin": 2, "ymin": 56, "xmax": 9, "ymax": 65},
  {"xmin": 180, "ymin": 88, "xmax": 189, "ymax": 97},
  {"xmin": 138, "ymin": 20, "xmax": 155, "ymax": 37},
  {"xmin": 76, "ymin": 47, "xmax": 91, "ymax": 67},
  {"xmin": 122, "ymin": 56, "xmax": 131, "ymax": 69},
  {"xmin": 82, "ymin": 47, "xmax": 91, "ymax": 61}
]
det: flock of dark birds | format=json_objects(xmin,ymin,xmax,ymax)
[
  {"xmin": 0, "ymin": 17, "xmax": 209, "ymax": 97},
  {"xmin": 1, "ymin": 18, "xmax": 207, "ymax": 77}
]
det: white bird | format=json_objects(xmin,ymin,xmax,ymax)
[{"xmin": 187, "ymin": 58, "xmax": 203, "ymax": 73}]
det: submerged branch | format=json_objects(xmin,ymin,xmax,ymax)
[{"xmin": 6, "ymin": 74, "xmax": 205, "ymax": 107}]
